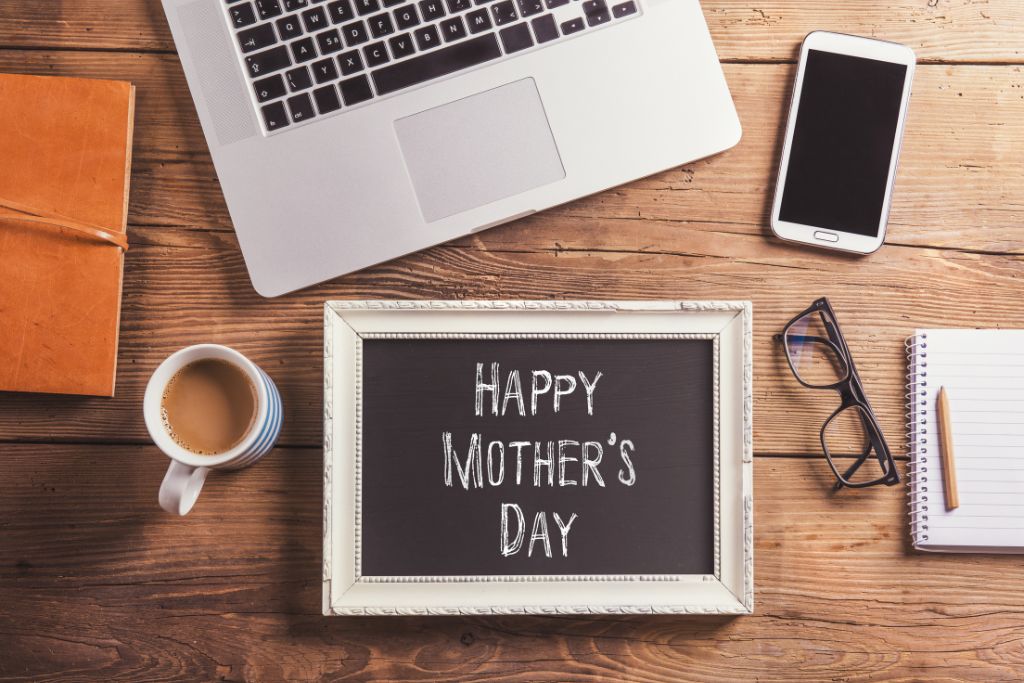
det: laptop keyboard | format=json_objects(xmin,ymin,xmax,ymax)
[{"xmin": 224, "ymin": 0, "xmax": 641, "ymax": 133}]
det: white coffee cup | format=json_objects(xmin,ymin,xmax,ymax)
[{"xmin": 143, "ymin": 344, "xmax": 282, "ymax": 515}]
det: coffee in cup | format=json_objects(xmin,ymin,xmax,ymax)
[{"xmin": 161, "ymin": 358, "xmax": 257, "ymax": 455}]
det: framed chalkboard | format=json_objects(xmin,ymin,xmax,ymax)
[{"xmin": 323, "ymin": 301, "xmax": 753, "ymax": 616}]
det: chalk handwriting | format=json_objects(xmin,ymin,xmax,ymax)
[
  {"xmin": 454, "ymin": 363, "xmax": 639, "ymax": 559},
  {"xmin": 475, "ymin": 363, "xmax": 604, "ymax": 417},
  {"xmin": 501, "ymin": 504, "xmax": 579, "ymax": 558}
]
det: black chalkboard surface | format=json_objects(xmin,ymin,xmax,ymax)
[{"xmin": 360, "ymin": 338, "xmax": 715, "ymax": 577}]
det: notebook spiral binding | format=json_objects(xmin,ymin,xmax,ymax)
[{"xmin": 906, "ymin": 333, "xmax": 929, "ymax": 545}]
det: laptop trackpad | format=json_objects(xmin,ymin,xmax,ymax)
[{"xmin": 394, "ymin": 78, "xmax": 565, "ymax": 223}]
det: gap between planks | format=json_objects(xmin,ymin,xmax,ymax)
[
  {"xmin": 123, "ymin": 223, "xmax": 1024, "ymax": 261},
  {"xmin": 0, "ymin": 439, "xmax": 908, "ymax": 462}
]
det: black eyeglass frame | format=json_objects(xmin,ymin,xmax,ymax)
[{"xmin": 775, "ymin": 298, "xmax": 900, "ymax": 490}]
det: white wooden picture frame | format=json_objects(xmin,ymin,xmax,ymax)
[{"xmin": 322, "ymin": 301, "xmax": 753, "ymax": 615}]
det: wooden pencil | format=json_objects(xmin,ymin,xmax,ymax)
[{"xmin": 937, "ymin": 386, "xmax": 959, "ymax": 511}]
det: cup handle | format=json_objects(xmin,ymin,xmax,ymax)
[{"xmin": 159, "ymin": 460, "xmax": 209, "ymax": 515}]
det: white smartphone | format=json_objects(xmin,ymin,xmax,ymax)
[{"xmin": 770, "ymin": 32, "xmax": 915, "ymax": 254}]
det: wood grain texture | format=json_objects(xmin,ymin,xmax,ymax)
[
  {"xmin": 0, "ymin": 52, "xmax": 1019, "ymax": 248},
  {"xmin": 0, "ymin": 60, "xmax": 1021, "ymax": 454},
  {"xmin": 2, "ymin": 1, "xmax": 1023, "ymax": 680},
  {"xmin": 3, "ymin": 450, "xmax": 1024, "ymax": 682},
  {"xmin": 5, "ymin": 220, "xmax": 1024, "ymax": 456},
  {"xmin": 1, "ymin": 1, "xmax": 1023, "ymax": 63}
]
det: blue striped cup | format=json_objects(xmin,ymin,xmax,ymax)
[{"xmin": 144, "ymin": 344, "xmax": 282, "ymax": 515}]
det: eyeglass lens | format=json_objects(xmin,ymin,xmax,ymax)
[
  {"xmin": 785, "ymin": 309, "xmax": 849, "ymax": 387},
  {"xmin": 822, "ymin": 405, "xmax": 891, "ymax": 485}
]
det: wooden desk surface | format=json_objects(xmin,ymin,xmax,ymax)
[{"xmin": 2, "ymin": 2, "xmax": 1024, "ymax": 680}]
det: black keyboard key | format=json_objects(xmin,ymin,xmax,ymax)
[
  {"xmin": 339, "ymin": 74, "xmax": 374, "ymax": 104},
  {"xmin": 466, "ymin": 8, "xmax": 491, "ymax": 32},
  {"xmin": 255, "ymin": 0, "xmax": 283, "ymax": 19},
  {"xmin": 491, "ymin": 0, "xmax": 516, "ymax": 25},
  {"xmin": 302, "ymin": 6, "xmax": 329, "ymax": 30},
  {"xmin": 328, "ymin": 0, "xmax": 355, "ymax": 22},
  {"xmin": 276, "ymin": 15, "xmax": 304, "ymax": 39},
  {"xmin": 287, "ymin": 92, "xmax": 316, "ymax": 122},
  {"xmin": 312, "ymin": 56, "xmax": 340, "ymax": 81},
  {"xmin": 413, "ymin": 24, "xmax": 440, "ymax": 50},
  {"xmin": 238, "ymin": 23, "xmax": 277, "ymax": 52},
  {"xmin": 419, "ymin": 0, "xmax": 446, "ymax": 20},
  {"xmin": 290, "ymin": 36, "xmax": 317, "ymax": 62},
  {"xmin": 369, "ymin": 12, "xmax": 395, "ymax": 37},
  {"xmin": 440, "ymin": 16, "xmax": 466, "ymax": 41},
  {"xmin": 475, "ymin": 0, "xmax": 496, "ymax": 4},
  {"xmin": 545, "ymin": 0, "xmax": 568, "ymax": 7},
  {"xmin": 253, "ymin": 73, "xmax": 287, "ymax": 101},
  {"xmin": 284, "ymin": 0, "xmax": 308, "ymax": 9},
  {"xmin": 338, "ymin": 49, "xmax": 365, "ymax": 74},
  {"xmin": 499, "ymin": 22, "xmax": 532, "ymax": 52},
  {"xmin": 313, "ymin": 84, "xmax": 343, "ymax": 113},
  {"xmin": 230, "ymin": 2, "xmax": 258, "ymax": 27},
  {"xmin": 286, "ymin": 66, "xmax": 313, "ymax": 90},
  {"xmin": 383, "ymin": 0, "xmax": 404, "ymax": 6},
  {"xmin": 317, "ymin": 28, "xmax": 344, "ymax": 52},
  {"xmin": 394, "ymin": 5, "xmax": 420, "ymax": 29},
  {"xmin": 516, "ymin": 0, "xmax": 543, "ymax": 17},
  {"xmin": 446, "ymin": 0, "xmax": 472, "ymax": 11},
  {"xmin": 246, "ymin": 45, "xmax": 291, "ymax": 77},
  {"xmin": 364, "ymin": 41, "xmax": 390, "ymax": 66},
  {"xmin": 342, "ymin": 20, "xmax": 370, "ymax": 44},
  {"xmin": 582, "ymin": 0, "xmax": 609, "ymax": 25},
  {"xmin": 372, "ymin": 33, "xmax": 500, "ymax": 95},
  {"xmin": 354, "ymin": 0, "xmax": 381, "ymax": 14},
  {"xmin": 530, "ymin": 13, "xmax": 557, "ymax": 42},
  {"xmin": 560, "ymin": 16, "xmax": 583, "ymax": 34},
  {"xmin": 261, "ymin": 100, "xmax": 289, "ymax": 130},
  {"xmin": 389, "ymin": 32, "xmax": 416, "ymax": 58},
  {"xmin": 611, "ymin": 0, "xmax": 635, "ymax": 17}
]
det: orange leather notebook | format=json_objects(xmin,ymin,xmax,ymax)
[{"xmin": 0, "ymin": 73, "xmax": 135, "ymax": 396}]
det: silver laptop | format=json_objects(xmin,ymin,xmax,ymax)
[{"xmin": 162, "ymin": 0, "xmax": 740, "ymax": 296}]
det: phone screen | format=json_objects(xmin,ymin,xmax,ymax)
[{"xmin": 779, "ymin": 49, "xmax": 908, "ymax": 237}]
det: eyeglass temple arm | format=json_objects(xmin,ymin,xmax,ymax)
[
  {"xmin": 823, "ymin": 317, "xmax": 858, "ymax": 368},
  {"xmin": 834, "ymin": 449, "xmax": 874, "ymax": 490}
]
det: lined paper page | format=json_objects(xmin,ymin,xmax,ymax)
[{"xmin": 918, "ymin": 330, "xmax": 1024, "ymax": 550}]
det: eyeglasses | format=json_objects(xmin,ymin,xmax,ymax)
[{"xmin": 775, "ymin": 298, "xmax": 899, "ymax": 489}]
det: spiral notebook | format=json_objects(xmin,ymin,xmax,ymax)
[{"xmin": 907, "ymin": 330, "xmax": 1024, "ymax": 553}]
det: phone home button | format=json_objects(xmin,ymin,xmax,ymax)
[{"xmin": 813, "ymin": 230, "xmax": 839, "ymax": 243}]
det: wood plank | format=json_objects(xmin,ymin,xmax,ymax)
[
  {"xmin": 1, "ymin": 449, "xmax": 1020, "ymax": 682},
  {"xmin": 0, "ymin": 55, "xmax": 1019, "ymax": 453},
  {"xmin": 706, "ymin": 1, "xmax": 1024, "ymax": 64},
  {"xmin": 0, "ymin": 60, "xmax": 1019, "ymax": 448},
  {"xmin": 0, "ymin": 51, "xmax": 1019, "ymax": 251},
  {"xmin": 558, "ymin": 65, "xmax": 1024, "ymax": 254},
  {"xmin": 1, "ymin": 1, "xmax": 1022, "ymax": 63},
  {"xmin": 0, "ymin": 60, "xmax": 1017, "ymax": 450},
  {"xmin": 2, "ymin": 221, "xmax": 1024, "ymax": 457}
]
